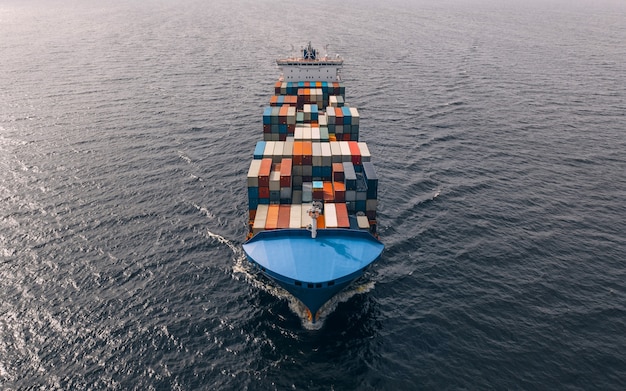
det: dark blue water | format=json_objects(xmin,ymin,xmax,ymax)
[{"xmin": 2, "ymin": 0, "xmax": 625, "ymax": 389}]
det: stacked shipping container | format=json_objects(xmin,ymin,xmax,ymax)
[{"xmin": 248, "ymin": 81, "xmax": 378, "ymax": 236}]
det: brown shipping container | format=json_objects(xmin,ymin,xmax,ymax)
[
  {"xmin": 335, "ymin": 203, "xmax": 350, "ymax": 228},
  {"xmin": 333, "ymin": 181, "xmax": 346, "ymax": 202},
  {"xmin": 277, "ymin": 205, "xmax": 291, "ymax": 229}
]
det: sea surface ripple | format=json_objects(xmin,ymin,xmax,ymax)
[{"xmin": 1, "ymin": 0, "xmax": 625, "ymax": 389}]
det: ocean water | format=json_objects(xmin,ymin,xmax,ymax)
[{"xmin": 1, "ymin": 0, "xmax": 625, "ymax": 389}]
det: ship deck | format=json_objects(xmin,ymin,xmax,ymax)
[{"xmin": 243, "ymin": 229, "xmax": 383, "ymax": 284}]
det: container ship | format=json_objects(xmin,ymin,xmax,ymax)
[{"xmin": 242, "ymin": 42, "xmax": 384, "ymax": 322}]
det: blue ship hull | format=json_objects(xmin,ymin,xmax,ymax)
[{"xmin": 242, "ymin": 229, "xmax": 384, "ymax": 320}]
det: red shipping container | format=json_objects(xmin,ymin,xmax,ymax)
[
  {"xmin": 348, "ymin": 141, "xmax": 361, "ymax": 166},
  {"xmin": 259, "ymin": 186, "xmax": 270, "ymax": 199},
  {"xmin": 280, "ymin": 158, "xmax": 292, "ymax": 187},
  {"xmin": 258, "ymin": 158, "xmax": 272, "ymax": 187},
  {"xmin": 332, "ymin": 162, "xmax": 344, "ymax": 182}
]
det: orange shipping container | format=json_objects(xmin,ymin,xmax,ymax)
[
  {"xmin": 302, "ymin": 141, "xmax": 313, "ymax": 165},
  {"xmin": 265, "ymin": 204, "xmax": 280, "ymax": 230},
  {"xmin": 323, "ymin": 182, "xmax": 334, "ymax": 201},
  {"xmin": 317, "ymin": 213, "xmax": 326, "ymax": 229},
  {"xmin": 335, "ymin": 107, "xmax": 344, "ymax": 125},
  {"xmin": 279, "ymin": 106, "xmax": 289, "ymax": 125},
  {"xmin": 293, "ymin": 141, "xmax": 304, "ymax": 165}
]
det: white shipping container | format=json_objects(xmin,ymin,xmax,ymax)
[
  {"xmin": 311, "ymin": 127, "xmax": 320, "ymax": 141},
  {"xmin": 346, "ymin": 190, "xmax": 357, "ymax": 202},
  {"xmin": 269, "ymin": 171, "xmax": 281, "ymax": 191},
  {"xmin": 303, "ymin": 127, "xmax": 312, "ymax": 140},
  {"xmin": 321, "ymin": 143, "xmax": 332, "ymax": 167},
  {"xmin": 357, "ymin": 215, "xmax": 369, "ymax": 229},
  {"xmin": 247, "ymin": 159, "xmax": 262, "ymax": 187},
  {"xmin": 294, "ymin": 127, "xmax": 304, "ymax": 140},
  {"xmin": 263, "ymin": 141, "xmax": 275, "ymax": 159},
  {"xmin": 273, "ymin": 141, "xmax": 284, "ymax": 163},
  {"xmin": 349, "ymin": 107, "xmax": 360, "ymax": 125},
  {"xmin": 253, "ymin": 204, "xmax": 269, "ymax": 234},
  {"xmin": 326, "ymin": 106, "xmax": 335, "ymax": 120},
  {"xmin": 290, "ymin": 204, "xmax": 302, "ymax": 228},
  {"xmin": 287, "ymin": 107, "xmax": 296, "ymax": 125},
  {"xmin": 284, "ymin": 140, "xmax": 294, "ymax": 157},
  {"xmin": 319, "ymin": 114, "xmax": 328, "ymax": 127},
  {"xmin": 312, "ymin": 142, "xmax": 322, "ymax": 166},
  {"xmin": 339, "ymin": 141, "xmax": 351, "ymax": 162},
  {"xmin": 330, "ymin": 141, "xmax": 342, "ymax": 163},
  {"xmin": 358, "ymin": 142, "xmax": 371, "ymax": 162},
  {"xmin": 324, "ymin": 203, "xmax": 338, "ymax": 228}
]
